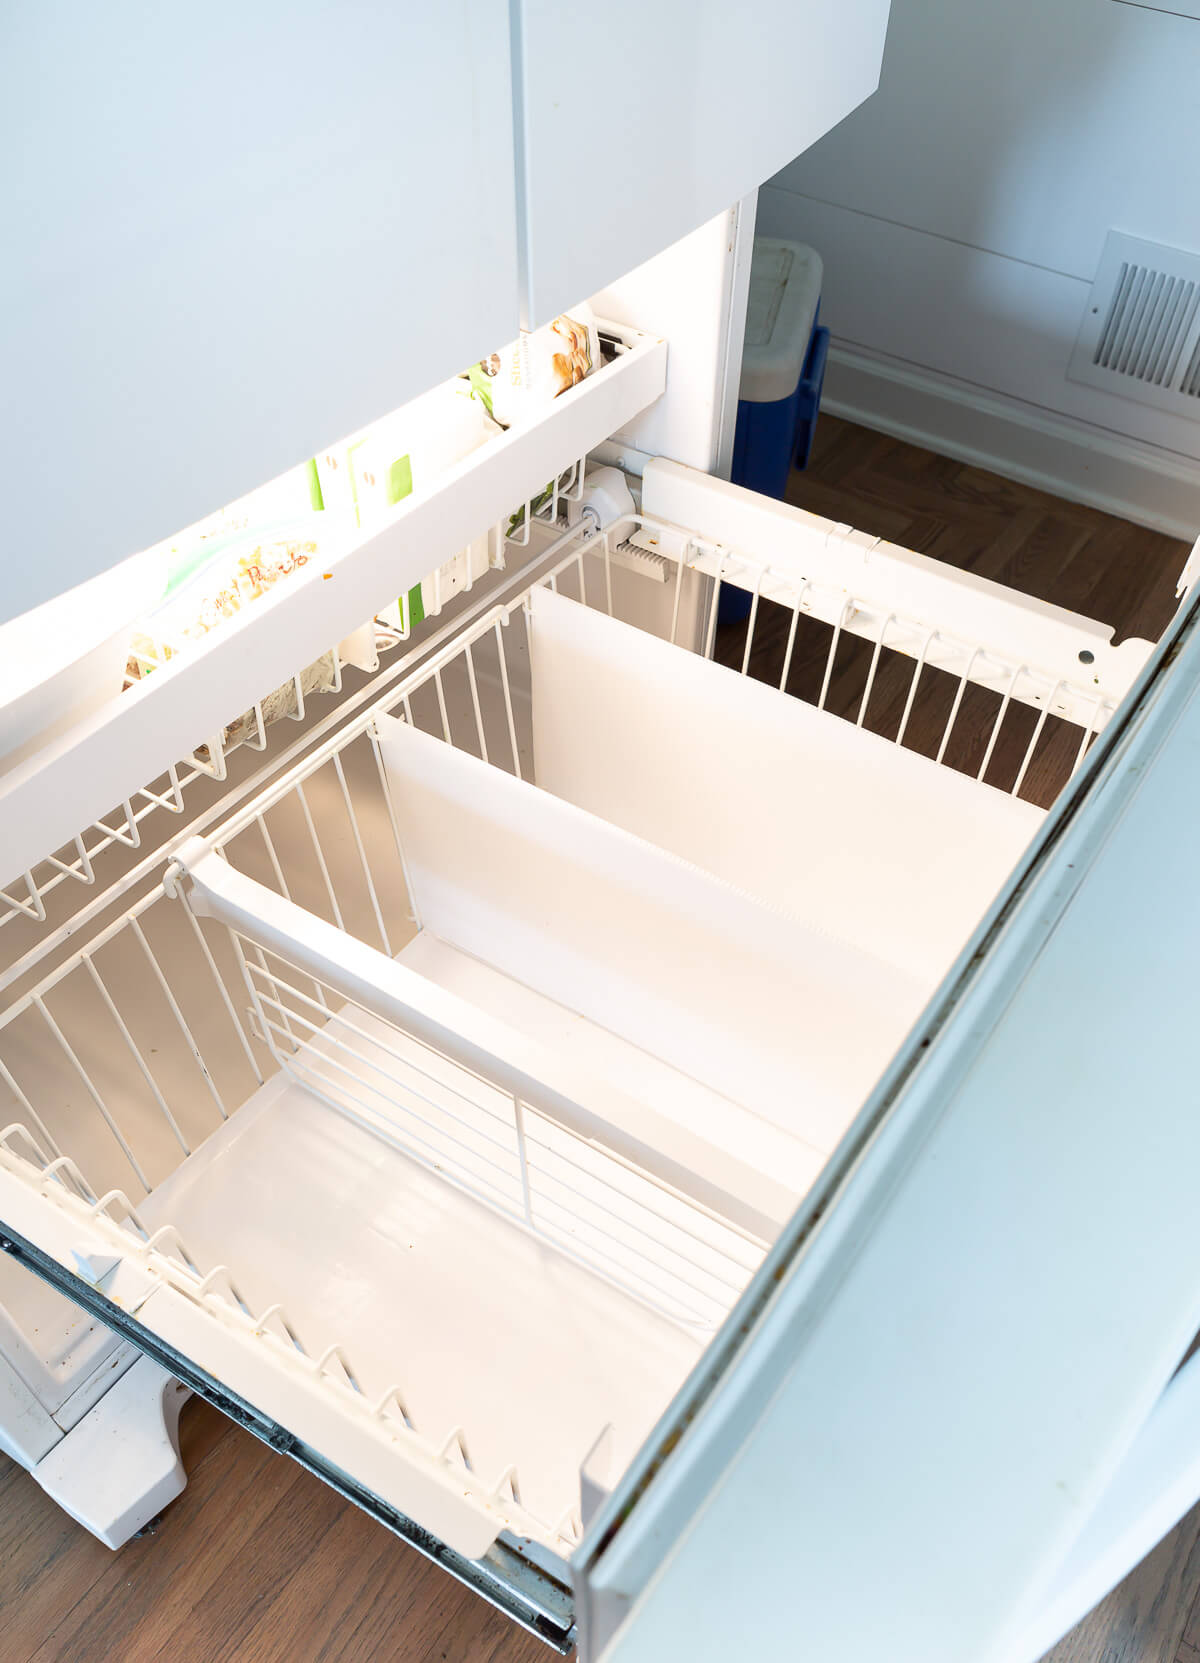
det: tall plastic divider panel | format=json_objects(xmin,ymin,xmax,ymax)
[
  {"xmin": 511, "ymin": 0, "xmax": 892, "ymax": 328},
  {"xmin": 1, "ymin": 4, "xmax": 521, "ymax": 623}
]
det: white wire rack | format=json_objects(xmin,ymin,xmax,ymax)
[
  {"xmin": 0, "ymin": 871, "xmax": 600, "ymax": 1552},
  {"xmin": 0, "ymin": 499, "xmax": 1127, "ymax": 1219},
  {"xmin": 0, "ymin": 492, "xmax": 1152, "ymax": 1559},
  {"xmin": 674, "ymin": 523, "xmax": 1137, "ymax": 802},
  {"xmin": 0, "ymin": 628, "xmax": 385, "ymax": 931},
  {"xmin": 193, "ymin": 508, "xmax": 1134, "ymax": 900},
  {"xmin": 0, "ymin": 724, "xmax": 743, "ymax": 1555},
  {"xmin": 146, "ymin": 501, "xmax": 1128, "ymax": 1322},
  {"xmin": 0, "ymin": 463, "xmax": 592, "ymax": 937},
  {"xmin": 237, "ymin": 937, "xmax": 762, "ymax": 1334}
]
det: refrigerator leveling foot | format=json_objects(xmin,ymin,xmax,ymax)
[{"xmin": 32, "ymin": 1356, "xmax": 190, "ymax": 1548}]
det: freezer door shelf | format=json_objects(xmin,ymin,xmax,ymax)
[{"xmin": 0, "ymin": 321, "xmax": 667, "ymax": 918}]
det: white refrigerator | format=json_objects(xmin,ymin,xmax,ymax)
[{"xmin": 3, "ymin": 6, "xmax": 1200, "ymax": 1661}]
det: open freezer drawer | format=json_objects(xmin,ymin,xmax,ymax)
[{"xmin": 0, "ymin": 459, "xmax": 1192, "ymax": 1658}]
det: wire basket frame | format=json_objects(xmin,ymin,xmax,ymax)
[
  {"xmin": 0, "ymin": 1108, "xmax": 586, "ymax": 1553},
  {"xmin": 236, "ymin": 935, "xmax": 764, "ymax": 1336},
  {"xmin": 0, "ymin": 459, "xmax": 591, "ymax": 938},
  {"xmin": 197, "ymin": 510, "xmax": 1128, "ymax": 901},
  {"xmin": 0, "ymin": 871, "xmax": 614, "ymax": 1555},
  {"xmin": 0, "ymin": 496, "xmax": 1154, "ymax": 1562}
]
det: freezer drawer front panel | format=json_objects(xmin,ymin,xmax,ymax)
[{"xmin": 576, "ymin": 590, "xmax": 1200, "ymax": 1661}]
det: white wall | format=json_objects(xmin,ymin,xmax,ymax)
[{"xmin": 760, "ymin": 0, "xmax": 1200, "ymax": 534}]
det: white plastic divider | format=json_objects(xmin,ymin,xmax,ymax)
[
  {"xmin": 0, "ymin": 325, "xmax": 666, "ymax": 897},
  {"xmin": 526, "ymin": 584, "xmax": 1045, "ymax": 986},
  {"xmin": 639, "ymin": 458, "xmax": 1153, "ymax": 728},
  {"xmin": 374, "ymin": 716, "xmax": 928, "ymax": 1159}
]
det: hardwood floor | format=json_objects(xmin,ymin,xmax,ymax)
[
  {"xmin": 785, "ymin": 417, "xmax": 1184, "ymax": 647},
  {"xmin": 0, "ymin": 1400, "xmax": 549, "ymax": 1663},
  {"xmin": 1041, "ymin": 1504, "xmax": 1200, "ymax": 1663},
  {"xmin": 1, "ymin": 415, "xmax": 1196, "ymax": 1661},
  {"xmin": 4, "ymin": 1395, "xmax": 1200, "ymax": 1662}
]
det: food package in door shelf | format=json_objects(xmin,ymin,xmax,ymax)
[
  {"xmin": 469, "ymin": 303, "xmax": 601, "ymax": 430},
  {"xmin": 314, "ymin": 380, "xmax": 501, "ymax": 531},
  {"xmin": 127, "ymin": 527, "xmax": 317, "ymax": 675},
  {"xmin": 315, "ymin": 379, "xmax": 501, "ymax": 632},
  {"xmin": 125, "ymin": 522, "xmax": 376, "ymax": 760},
  {"xmin": 467, "ymin": 302, "xmax": 601, "ymax": 540},
  {"xmin": 128, "ymin": 527, "xmax": 324, "ymax": 668},
  {"xmin": 310, "ymin": 440, "xmax": 356, "ymax": 524}
]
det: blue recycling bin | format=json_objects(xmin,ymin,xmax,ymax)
[{"xmin": 723, "ymin": 240, "xmax": 828, "ymax": 623}]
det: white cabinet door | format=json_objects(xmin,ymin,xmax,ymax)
[
  {"xmin": 1, "ymin": 4, "xmax": 520, "ymax": 624},
  {"xmin": 512, "ymin": 0, "xmax": 891, "ymax": 327},
  {"xmin": 575, "ymin": 592, "xmax": 1200, "ymax": 1662}
]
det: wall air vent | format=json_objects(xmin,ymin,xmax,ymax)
[{"xmin": 1068, "ymin": 232, "xmax": 1200, "ymax": 420}]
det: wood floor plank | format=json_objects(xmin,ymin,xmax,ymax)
[
  {"xmin": 0, "ymin": 1452, "xmax": 115, "ymax": 1653},
  {"xmin": 1040, "ymin": 1503, "xmax": 1200, "ymax": 1663},
  {"xmin": 1181, "ymin": 1575, "xmax": 1200, "ymax": 1653},
  {"xmin": 777, "ymin": 476, "xmax": 924, "ymax": 545},
  {"xmin": 791, "ymin": 418, "xmax": 1190, "ymax": 650},
  {"xmin": 796, "ymin": 415, "xmax": 890, "ymax": 492},
  {"xmin": 0, "ymin": 1382, "xmax": 236, "ymax": 1651},
  {"xmin": 225, "ymin": 1498, "xmax": 547, "ymax": 1663},
  {"xmin": 25, "ymin": 1413, "xmax": 294, "ymax": 1663},
  {"xmin": 970, "ymin": 509, "xmax": 1096, "ymax": 601},
  {"xmin": 2, "ymin": 1402, "xmax": 552, "ymax": 1663}
]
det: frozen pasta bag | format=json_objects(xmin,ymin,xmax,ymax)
[
  {"xmin": 472, "ymin": 303, "xmax": 601, "ymax": 429},
  {"xmin": 125, "ymin": 521, "xmax": 376, "ymax": 760},
  {"xmin": 126, "ymin": 524, "xmax": 323, "ymax": 675}
]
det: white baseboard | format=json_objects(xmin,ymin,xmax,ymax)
[{"xmin": 822, "ymin": 345, "xmax": 1200, "ymax": 542}]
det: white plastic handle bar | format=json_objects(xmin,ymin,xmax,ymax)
[
  {"xmin": 1005, "ymin": 1349, "xmax": 1200, "ymax": 1661},
  {"xmin": 166, "ymin": 840, "xmax": 789, "ymax": 1243}
]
